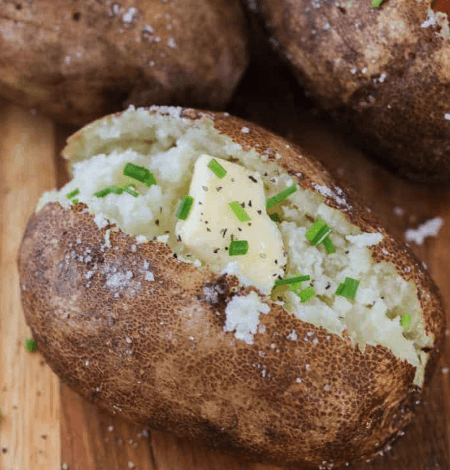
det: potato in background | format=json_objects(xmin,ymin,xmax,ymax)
[
  {"xmin": 0, "ymin": 0, "xmax": 249, "ymax": 125},
  {"xmin": 245, "ymin": 0, "xmax": 450, "ymax": 182}
]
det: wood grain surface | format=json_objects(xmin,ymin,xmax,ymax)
[{"xmin": 1, "ymin": 54, "xmax": 449, "ymax": 470}]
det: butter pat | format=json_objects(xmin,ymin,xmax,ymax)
[{"xmin": 176, "ymin": 154, "xmax": 286, "ymax": 294}]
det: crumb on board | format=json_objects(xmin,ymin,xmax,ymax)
[{"xmin": 405, "ymin": 217, "xmax": 444, "ymax": 245}]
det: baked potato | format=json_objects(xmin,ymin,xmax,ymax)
[
  {"xmin": 0, "ymin": 0, "xmax": 248, "ymax": 125},
  {"xmin": 246, "ymin": 0, "xmax": 450, "ymax": 181},
  {"xmin": 18, "ymin": 106, "xmax": 445, "ymax": 469}
]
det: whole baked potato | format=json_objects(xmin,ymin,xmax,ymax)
[
  {"xmin": 0, "ymin": 0, "xmax": 248, "ymax": 125},
  {"xmin": 18, "ymin": 107, "xmax": 445, "ymax": 469},
  {"xmin": 245, "ymin": 0, "xmax": 450, "ymax": 181}
]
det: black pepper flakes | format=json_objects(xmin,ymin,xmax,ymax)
[
  {"xmin": 155, "ymin": 219, "xmax": 160, "ymax": 226},
  {"xmin": 216, "ymin": 187, "xmax": 223, "ymax": 192},
  {"xmin": 249, "ymin": 176, "xmax": 258, "ymax": 183},
  {"xmin": 206, "ymin": 228, "xmax": 211, "ymax": 232},
  {"xmin": 257, "ymin": 210, "xmax": 262, "ymax": 215}
]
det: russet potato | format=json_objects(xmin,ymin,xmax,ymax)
[
  {"xmin": 18, "ymin": 107, "xmax": 445, "ymax": 469},
  {"xmin": 0, "ymin": 0, "xmax": 248, "ymax": 125},
  {"xmin": 246, "ymin": 0, "xmax": 450, "ymax": 181}
]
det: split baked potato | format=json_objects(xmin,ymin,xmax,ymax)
[
  {"xmin": 18, "ymin": 107, "xmax": 445, "ymax": 469},
  {"xmin": 246, "ymin": 0, "xmax": 450, "ymax": 181},
  {"xmin": 0, "ymin": 0, "xmax": 248, "ymax": 125}
]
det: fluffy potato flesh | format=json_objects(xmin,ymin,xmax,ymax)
[{"xmin": 39, "ymin": 106, "xmax": 432, "ymax": 386}]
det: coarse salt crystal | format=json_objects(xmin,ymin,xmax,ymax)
[{"xmin": 123, "ymin": 7, "xmax": 137, "ymax": 23}]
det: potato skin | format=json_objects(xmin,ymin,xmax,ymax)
[
  {"xmin": 248, "ymin": 0, "xmax": 450, "ymax": 181},
  {"xmin": 0, "ymin": 0, "xmax": 248, "ymax": 125},
  {"xmin": 18, "ymin": 109, "xmax": 445, "ymax": 468}
]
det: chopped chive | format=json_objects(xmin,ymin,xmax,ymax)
[
  {"xmin": 298, "ymin": 287, "xmax": 315, "ymax": 303},
  {"xmin": 289, "ymin": 282, "xmax": 303, "ymax": 294},
  {"xmin": 266, "ymin": 184, "xmax": 297, "ymax": 209},
  {"xmin": 66, "ymin": 188, "xmax": 80, "ymax": 199},
  {"xmin": 229, "ymin": 201, "xmax": 251, "ymax": 222},
  {"xmin": 123, "ymin": 163, "xmax": 157, "ymax": 187},
  {"xmin": 335, "ymin": 277, "xmax": 360, "ymax": 300},
  {"xmin": 94, "ymin": 187, "xmax": 113, "ymax": 198},
  {"xmin": 176, "ymin": 195, "xmax": 194, "ymax": 220},
  {"xmin": 72, "ymin": 199, "xmax": 79, "ymax": 204},
  {"xmin": 94, "ymin": 185, "xmax": 123, "ymax": 198},
  {"xmin": 335, "ymin": 283, "xmax": 346, "ymax": 296},
  {"xmin": 343, "ymin": 278, "xmax": 359, "ymax": 300},
  {"xmin": 25, "ymin": 338, "xmax": 37, "ymax": 352},
  {"xmin": 123, "ymin": 183, "xmax": 139, "ymax": 198},
  {"xmin": 207, "ymin": 158, "xmax": 227, "ymax": 178},
  {"xmin": 229, "ymin": 240, "xmax": 249, "ymax": 256},
  {"xmin": 306, "ymin": 219, "xmax": 332, "ymax": 246},
  {"xmin": 400, "ymin": 314, "xmax": 411, "ymax": 331},
  {"xmin": 275, "ymin": 275, "xmax": 310, "ymax": 287},
  {"xmin": 371, "ymin": 0, "xmax": 384, "ymax": 7},
  {"xmin": 323, "ymin": 236, "xmax": 335, "ymax": 254},
  {"xmin": 269, "ymin": 212, "xmax": 281, "ymax": 223}
]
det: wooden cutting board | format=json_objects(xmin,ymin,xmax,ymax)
[{"xmin": 1, "ymin": 56, "xmax": 449, "ymax": 470}]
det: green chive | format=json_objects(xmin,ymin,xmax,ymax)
[
  {"xmin": 66, "ymin": 188, "xmax": 80, "ymax": 199},
  {"xmin": 94, "ymin": 185, "xmax": 123, "ymax": 198},
  {"xmin": 335, "ymin": 283, "xmax": 346, "ymax": 296},
  {"xmin": 123, "ymin": 163, "xmax": 157, "ymax": 187},
  {"xmin": 269, "ymin": 213, "xmax": 281, "ymax": 223},
  {"xmin": 72, "ymin": 199, "xmax": 79, "ymax": 204},
  {"xmin": 123, "ymin": 183, "xmax": 139, "ymax": 198},
  {"xmin": 323, "ymin": 236, "xmax": 335, "ymax": 254},
  {"xmin": 229, "ymin": 201, "xmax": 251, "ymax": 222},
  {"xmin": 25, "ymin": 338, "xmax": 37, "ymax": 352},
  {"xmin": 400, "ymin": 314, "xmax": 412, "ymax": 331},
  {"xmin": 335, "ymin": 277, "xmax": 360, "ymax": 300},
  {"xmin": 275, "ymin": 275, "xmax": 310, "ymax": 287},
  {"xmin": 266, "ymin": 184, "xmax": 297, "ymax": 209},
  {"xmin": 306, "ymin": 219, "xmax": 332, "ymax": 246},
  {"xmin": 298, "ymin": 287, "xmax": 315, "ymax": 303},
  {"xmin": 176, "ymin": 195, "xmax": 194, "ymax": 220},
  {"xmin": 207, "ymin": 158, "xmax": 227, "ymax": 178},
  {"xmin": 343, "ymin": 278, "xmax": 359, "ymax": 300},
  {"xmin": 371, "ymin": 0, "xmax": 384, "ymax": 7},
  {"xmin": 229, "ymin": 240, "xmax": 249, "ymax": 256}
]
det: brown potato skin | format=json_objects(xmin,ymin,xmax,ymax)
[
  {"xmin": 18, "ymin": 109, "xmax": 445, "ymax": 468},
  {"xmin": 248, "ymin": 0, "xmax": 450, "ymax": 181},
  {"xmin": 0, "ymin": 0, "xmax": 248, "ymax": 125}
]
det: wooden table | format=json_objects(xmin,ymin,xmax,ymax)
[{"xmin": 1, "ymin": 55, "xmax": 449, "ymax": 470}]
